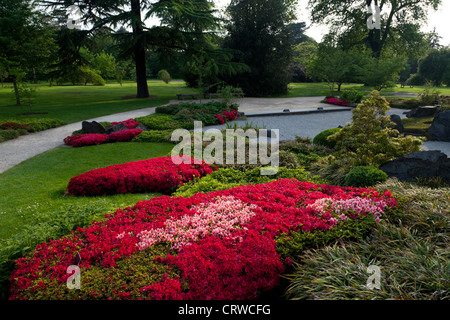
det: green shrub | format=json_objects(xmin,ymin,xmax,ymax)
[
  {"xmin": 157, "ymin": 69, "xmax": 171, "ymax": 84},
  {"xmin": 0, "ymin": 130, "xmax": 20, "ymax": 142},
  {"xmin": 328, "ymin": 91, "xmax": 423, "ymax": 167},
  {"xmin": 7, "ymin": 118, "xmax": 65, "ymax": 132},
  {"xmin": 313, "ymin": 128, "xmax": 341, "ymax": 148},
  {"xmin": 339, "ymin": 90, "xmax": 364, "ymax": 104},
  {"xmin": 0, "ymin": 122, "xmax": 33, "ymax": 131},
  {"xmin": 135, "ymin": 114, "xmax": 194, "ymax": 131},
  {"xmin": 132, "ymin": 130, "xmax": 174, "ymax": 143},
  {"xmin": 280, "ymin": 138, "xmax": 333, "ymax": 169},
  {"xmin": 156, "ymin": 102, "xmax": 239, "ymax": 126},
  {"xmin": 345, "ymin": 166, "xmax": 388, "ymax": 187},
  {"xmin": 173, "ymin": 167, "xmax": 326, "ymax": 197}
]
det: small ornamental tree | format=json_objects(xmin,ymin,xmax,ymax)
[{"xmin": 328, "ymin": 91, "xmax": 423, "ymax": 167}]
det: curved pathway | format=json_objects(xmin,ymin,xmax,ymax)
[{"xmin": 0, "ymin": 96, "xmax": 448, "ymax": 174}]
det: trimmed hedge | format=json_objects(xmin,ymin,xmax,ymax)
[
  {"xmin": 313, "ymin": 128, "xmax": 341, "ymax": 149},
  {"xmin": 345, "ymin": 166, "xmax": 388, "ymax": 187},
  {"xmin": 134, "ymin": 114, "xmax": 194, "ymax": 131}
]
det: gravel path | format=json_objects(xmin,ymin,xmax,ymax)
[{"xmin": 0, "ymin": 96, "xmax": 448, "ymax": 174}]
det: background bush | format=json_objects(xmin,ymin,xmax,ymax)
[
  {"xmin": 339, "ymin": 90, "xmax": 364, "ymax": 104},
  {"xmin": 132, "ymin": 130, "xmax": 174, "ymax": 143},
  {"xmin": 345, "ymin": 166, "xmax": 388, "ymax": 187},
  {"xmin": 135, "ymin": 114, "xmax": 194, "ymax": 131},
  {"xmin": 313, "ymin": 128, "xmax": 341, "ymax": 149}
]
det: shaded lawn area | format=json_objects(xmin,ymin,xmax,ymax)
[
  {"xmin": 0, "ymin": 142, "xmax": 174, "ymax": 240},
  {"xmin": 0, "ymin": 81, "xmax": 199, "ymax": 124}
]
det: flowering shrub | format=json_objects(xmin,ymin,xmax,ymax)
[
  {"xmin": 110, "ymin": 119, "xmax": 139, "ymax": 129},
  {"xmin": 66, "ymin": 156, "xmax": 215, "ymax": 196},
  {"xmin": 108, "ymin": 129, "xmax": 143, "ymax": 143},
  {"xmin": 326, "ymin": 97, "xmax": 349, "ymax": 106},
  {"xmin": 214, "ymin": 109, "xmax": 238, "ymax": 124},
  {"xmin": 64, "ymin": 127, "xmax": 143, "ymax": 147},
  {"xmin": 63, "ymin": 134, "xmax": 110, "ymax": 147},
  {"xmin": 214, "ymin": 114, "xmax": 225, "ymax": 125},
  {"xmin": 10, "ymin": 179, "xmax": 398, "ymax": 300}
]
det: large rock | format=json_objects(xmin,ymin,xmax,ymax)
[
  {"xmin": 406, "ymin": 106, "xmax": 439, "ymax": 118},
  {"xmin": 82, "ymin": 121, "xmax": 105, "ymax": 134},
  {"xmin": 428, "ymin": 111, "xmax": 450, "ymax": 142},
  {"xmin": 390, "ymin": 114, "xmax": 404, "ymax": 133},
  {"xmin": 135, "ymin": 124, "xmax": 151, "ymax": 132},
  {"xmin": 380, "ymin": 151, "xmax": 450, "ymax": 184},
  {"xmin": 105, "ymin": 123, "xmax": 129, "ymax": 134}
]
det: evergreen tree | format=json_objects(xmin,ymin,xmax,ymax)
[{"xmin": 222, "ymin": 0, "xmax": 298, "ymax": 97}]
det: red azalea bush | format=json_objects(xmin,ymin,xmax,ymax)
[
  {"xmin": 64, "ymin": 134, "xmax": 110, "ymax": 147},
  {"xmin": 214, "ymin": 109, "xmax": 238, "ymax": 124},
  {"xmin": 110, "ymin": 119, "xmax": 139, "ymax": 129},
  {"xmin": 108, "ymin": 129, "xmax": 143, "ymax": 143},
  {"xmin": 66, "ymin": 156, "xmax": 215, "ymax": 196},
  {"xmin": 10, "ymin": 179, "xmax": 398, "ymax": 300},
  {"xmin": 326, "ymin": 97, "xmax": 349, "ymax": 106},
  {"xmin": 64, "ymin": 129, "xmax": 143, "ymax": 147}
]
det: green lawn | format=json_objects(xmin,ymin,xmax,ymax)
[
  {"xmin": 0, "ymin": 80, "xmax": 199, "ymax": 124},
  {"xmin": 0, "ymin": 142, "xmax": 174, "ymax": 240},
  {"xmin": 283, "ymin": 82, "xmax": 450, "ymax": 98}
]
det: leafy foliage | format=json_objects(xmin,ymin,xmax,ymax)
[
  {"xmin": 221, "ymin": 0, "xmax": 298, "ymax": 96},
  {"xmin": 313, "ymin": 128, "xmax": 342, "ymax": 149},
  {"xmin": 345, "ymin": 166, "xmax": 388, "ymax": 187},
  {"xmin": 328, "ymin": 91, "xmax": 423, "ymax": 168}
]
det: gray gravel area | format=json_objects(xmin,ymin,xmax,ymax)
[{"xmin": 203, "ymin": 108, "xmax": 450, "ymax": 157}]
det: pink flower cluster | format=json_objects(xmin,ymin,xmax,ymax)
[
  {"xmin": 64, "ymin": 129, "xmax": 143, "ymax": 147},
  {"xmin": 326, "ymin": 97, "xmax": 349, "ymax": 106},
  {"xmin": 307, "ymin": 197, "xmax": 389, "ymax": 225},
  {"xmin": 110, "ymin": 119, "xmax": 139, "ymax": 129},
  {"xmin": 214, "ymin": 109, "xmax": 238, "ymax": 124},
  {"xmin": 66, "ymin": 155, "xmax": 215, "ymax": 196},
  {"xmin": 136, "ymin": 196, "xmax": 257, "ymax": 250},
  {"xmin": 10, "ymin": 179, "xmax": 398, "ymax": 300}
]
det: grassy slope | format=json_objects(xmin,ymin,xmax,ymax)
[
  {"xmin": 0, "ymin": 142, "xmax": 174, "ymax": 240},
  {"xmin": 0, "ymin": 81, "xmax": 199, "ymax": 124}
]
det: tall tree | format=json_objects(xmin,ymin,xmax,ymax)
[
  {"xmin": 222, "ymin": 0, "xmax": 298, "ymax": 96},
  {"xmin": 308, "ymin": 0, "xmax": 441, "ymax": 58},
  {"xmin": 41, "ymin": 0, "xmax": 221, "ymax": 98},
  {"xmin": 0, "ymin": 0, "xmax": 56, "ymax": 104}
]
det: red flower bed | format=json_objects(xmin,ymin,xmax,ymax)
[
  {"xmin": 326, "ymin": 97, "xmax": 349, "ymax": 106},
  {"xmin": 108, "ymin": 129, "xmax": 143, "ymax": 143},
  {"xmin": 10, "ymin": 179, "xmax": 398, "ymax": 300},
  {"xmin": 63, "ymin": 134, "xmax": 110, "ymax": 147},
  {"xmin": 110, "ymin": 119, "xmax": 139, "ymax": 129},
  {"xmin": 64, "ymin": 129, "xmax": 143, "ymax": 147},
  {"xmin": 66, "ymin": 156, "xmax": 215, "ymax": 196}
]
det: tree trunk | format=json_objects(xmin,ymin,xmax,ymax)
[
  {"xmin": 131, "ymin": 0, "xmax": 149, "ymax": 98},
  {"xmin": 13, "ymin": 78, "xmax": 21, "ymax": 105}
]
